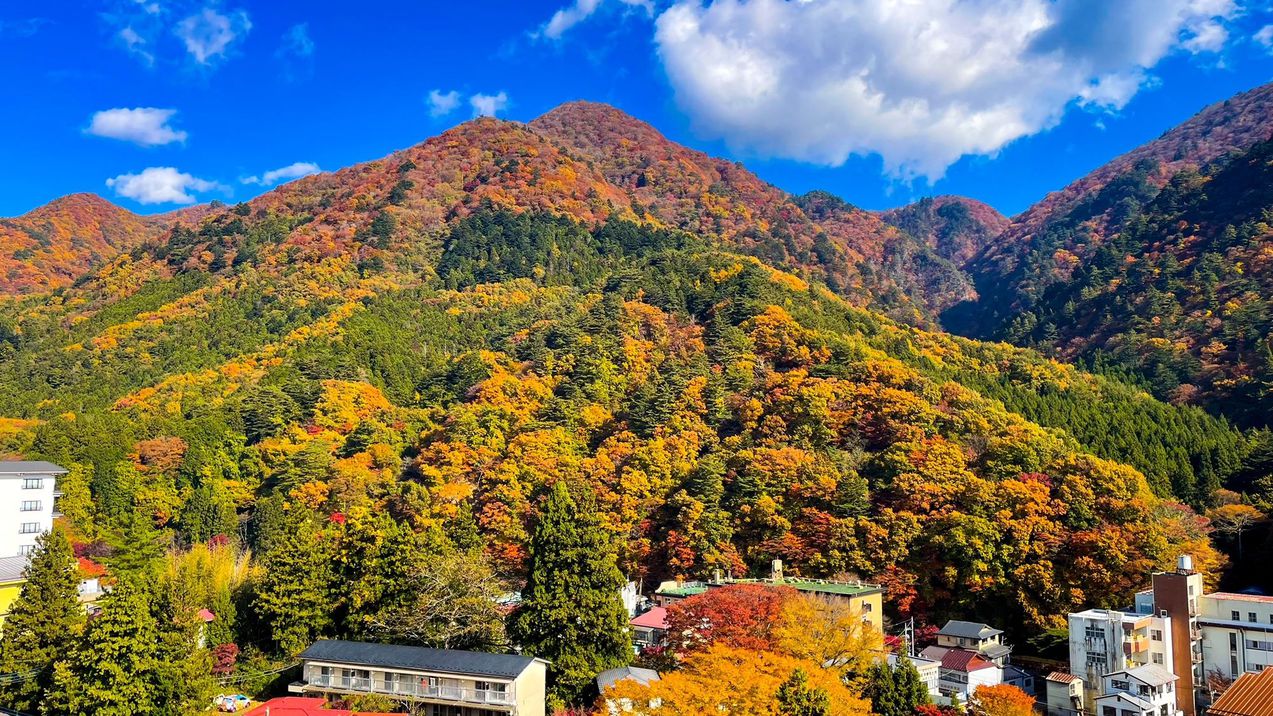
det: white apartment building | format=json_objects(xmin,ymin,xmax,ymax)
[
  {"xmin": 0, "ymin": 461, "xmax": 64, "ymax": 559},
  {"xmin": 1068, "ymin": 607, "xmax": 1175, "ymax": 708},
  {"xmin": 1094, "ymin": 665, "xmax": 1180, "ymax": 716},
  {"xmin": 1195, "ymin": 592, "xmax": 1273, "ymax": 680}
]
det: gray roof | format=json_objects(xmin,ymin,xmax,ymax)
[
  {"xmin": 0, "ymin": 556, "xmax": 27, "ymax": 583},
  {"xmin": 597, "ymin": 666, "xmax": 661, "ymax": 692},
  {"xmin": 1123, "ymin": 664, "xmax": 1177, "ymax": 687},
  {"xmin": 0, "ymin": 461, "xmax": 66, "ymax": 475},
  {"xmin": 982, "ymin": 643, "xmax": 1012, "ymax": 659},
  {"xmin": 300, "ymin": 640, "xmax": 541, "ymax": 679},
  {"xmin": 939, "ymin": 620, "xmax": 1003, "ymax": 639}
]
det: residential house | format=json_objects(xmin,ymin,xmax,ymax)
[
  {"xmin": 889, "ymin": 653, "xmax": 941, "ymax": 700},
  {"xmin": 293, "ymin": 640, "xmax": 547, "ymax": 716},
  {"xmin": 937, "ymin": 620, "xmax": 1012, "ymax": 665},
  {"xmin": 1093, "ymin": 665, "xmax": 1180, "ymax": 716},
  {"xmin": 630, "ymin": 607, "xmax": 668, "ymax": 650},
  {"xmin": 1207, "ymin": 668, "xmax": 1273, "ymax": 716},
  {"xmin": 921, "ymin": 645, "xmax": 1003, "ymax": 701},
  {"xmin": 1044, "ymin": 672, "xmax": 1085, "ymax": 716}
]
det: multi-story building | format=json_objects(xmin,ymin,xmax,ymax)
[
  {"xmin": 1093, "ymin": 665, "xmax": 1180, "ymax": 716},
  {"xmin": 1195, "ymin": 592, "xmax": 1273, "ymax": 681},
  {"xmin": 293, "ymin": 640, "xmax": 547, "ymax": 716},
  {"xmin": 1068, "ymin": 608, "xmax": 1175, "ymax": 709},
  {"xmin": 937, "ymin": 620, "xmax": 1012, "ymax": 665},
  {"xmin": 0, "ymin": 461, "xmax": 64, "ymax": 559}
]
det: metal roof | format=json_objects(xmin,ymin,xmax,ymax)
[
  {"xmin": 1210, "ymin": 669, "xmax": 1273, "ymax": 716},
  {"xmin": 299, "ymin": 640, "xmax": 542, "ymax": 679},
  {"xmin": 0, "ymin": 556, "xmax": 27, "ymax": 583},
  {"xmin": 1047, "ymin": 672, "xmax": 1081, "ymax": 684},
  {"xmin": 1120, "ymin": 664, "xmax": 1177, "ymax": 687},
  {"xmin": 597, "ymin": 666, "xmax": 661, "ymax": 692},
  {"xmin": 939, "ymin": 620, "xmax": 1003, "ymax": 639},
  {"xmin": 0, "ymin": 461, "xmax": 66, "ymax": 475}
]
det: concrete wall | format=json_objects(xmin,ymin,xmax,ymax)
[{"xmin": 0, "ymin": 471, "xmax": 58, "ymax": 558}]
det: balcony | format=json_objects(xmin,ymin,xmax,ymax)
[{"xmin": 307, "ymin": 674, "xmax": 514, "ymax": 708}]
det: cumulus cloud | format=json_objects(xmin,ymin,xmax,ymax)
[
  {"xmin": 106, "ymin": 167, "xmax": 223, "ymax": 205},
  {"xmin": 470, "ymin": 92, "xmax": 510, "ymax": 118},
  {"xmin": 241, "ymin": 162, "xmax": 321, "ymax": 186},
  {"xmin": 1256, "ymin": 24, "xmax": 1273, "ymax": 51},
  {"xmin": 174, "ymin": 7, "xmax": 251, "ymax": 64},
  {"xmin": 428, "ymin": 89, "xmax": 462, "ymax": 117},
  {"xmin": 653, "ymin": 0, "xmax": 1241, "ymax": 181},
  {"xmin": 86, "ymin": 107, "xmax": 188, "ymax": 146},
  {"xmin": 541, "ymin": 0, "xmax": 653, "ymax": 39}
]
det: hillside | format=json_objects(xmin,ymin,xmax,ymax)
[
  {"xmin": 0, "ymin": 193, "xmax": 174, "ymax": 295},
  {"xmin": 879, "ymin": 195, "xmax": 1010, "ymax": 266},
  {"xmin": 0, "ymin": 103, "xmax": 1253, "ymax": 640},
  {"xmin": 944, "ymin": 82, "xmax": 1273, "ymax": 426}
]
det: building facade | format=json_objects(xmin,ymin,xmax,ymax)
[
  {"xmin": 1195, "ymin": 592, "xmax": 1273, "ymax": 681},
  {"xmin": 1093, "ymin": 665, "xmax": 1180, "ymax": 716},
  {"xmin": 1068, "ymin": 608, "xmax": 1175, "ymax": 709},
  {"xmin": 293, "ymin": 640, "xmax": 547, "ymax": 716},
  {"xmin": 0, "ymin": 461, "xmax": 64, "ymax": 559}
]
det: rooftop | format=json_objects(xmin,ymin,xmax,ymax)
[
  {"xmin": 0, "ymin": 556, "xmax": 27, "ymax": 583},
  {"xmin": 0, "ymin": 460, "xmax": 66, "ymax": 476},
  {"xmin": 630, "ymin": 607, "xmax": 668, "ymax": 630},
  {"xmin": 1208, "ymin": 592, "xmax": 1273, "ymax": 604},
  {"xmin": 920, "ymin": 646, "xmax": 996, "ymax": 672},
  {"xmin": 1209, "ymin": 669, "xmax": 1273, "ymax": 716},
  {"xmin": 1118, "ymin": 664, "xmax": 1177, "ymax": 687},
  {"xmin": 939, "ymin": 620, "xmax": 1004, "ymax": 640},
  {"xmin": 299, "ymin": 640, "xmax": 543, "ymax": 679},
  {"xmin": 597, "ymin": 666, "xmax": 661, "ymax": 692},
  {"xmin": 1047, "ymin": 672, "xmax": 1081, "ymax": 684},
  {"xmin": 655, "ymin": 578, "xmax": 882, "ymax": 598}
]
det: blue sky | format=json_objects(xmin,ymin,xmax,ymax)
[{"xmin": 1, "ymin": 0, "xmax": 1271, "ymax": 218}]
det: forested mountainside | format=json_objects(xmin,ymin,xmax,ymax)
[
  {"xmin": 0, "ymin": 193, "xmax": 183, "ymax": 295},
  {"xmin": 943, "ymin": 82, "xmax": 1273, "ymax": 427},
  {"xmin": 878, "ymin": 196, "xmax": 1009, "ymax": 266}
]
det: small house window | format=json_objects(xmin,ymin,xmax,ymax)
[
  {"xmin": 21, "ymin": 478, "xmax": 42, "ymax": 489},
  {"xmin": 18, "ymin": 522, "xmax": 39, "ymax": 534},
  {"xmin": 19, "ymin": 500, "xmax": 40, "ymax": 511},
  {"xmin": 17, "ymin": 545, "xmax": 35, "ymax": 556}
]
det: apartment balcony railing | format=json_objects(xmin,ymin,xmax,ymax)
[{"xmin": 308, "ymin": 674, "xmax": 513, "ymax": 707}]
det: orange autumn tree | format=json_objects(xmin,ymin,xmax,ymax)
[
  {"xmin": 664, "ymin": 583, "xmax": 797, "ymax": 655},
  {"xmin": 603, "ymin": 644, "xmax": 870, "ymax": 716},
  {"xmin": 972, "ymin": 684, "xmax": 1035, "ymax": 716}
]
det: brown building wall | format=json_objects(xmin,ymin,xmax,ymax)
[{"xmin": 1152, "ymin": 571, "xmax": 1199, "ymax": 716}]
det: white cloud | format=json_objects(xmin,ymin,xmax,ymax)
[
  {"xmin": 174, "ymin": 7, "xmax": 251, "ymax": 64},
  {"xmin": 1256, "ymin": 24, "xmax": 1273, "ymax": 51},
  {"xmin": 118, "ymin": 25, "xmax": 154, "ymax": 65},
  {"xmin": 541, "ymin": 0, "xmax": 653, "ymax": 39},
  {"xmin": 428, "ymin": 89, "xmax": 462, "ymax": 117},
  {"xmin": 86, "ymin": 107, "xmax": 188, "ymax": 146},
  {"xmin": 278, "ymin": 23, "xmax": 314, "ymax": 57},
  {"xmin": 470, "ymin": 92, "xmax": 510, "ymax": 118},
  {"xmin": 106, "ymin": 167, "xmax": 223, "ymax": 205},
  {"xmin": 241, "ymin": 161, "xmax": 321, "ymax": 186},
  {"xmin": 653, "ymin": 0, "xmax": 1241, "ymax": 181}
]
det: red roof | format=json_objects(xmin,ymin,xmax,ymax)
[
  {"xmin": 1209, "ymin": 592, "xmax": 1273, "ymax": 604},
  {"xmin": 630, "ymin": 607, "xmax": 668, "ymax": 630},
  {"xmin": 242, "ymin": 697, "xmax": 397, "ymax": 716},
  {"xmin": 1210, "ymin": 669, "xmax": 1273, "ymax": 716},
  {"xmin": 1048, "ymin": 672, "xmax": 1081, "ymax": 684},
  {"xmin": 199, "ymin": 608, "xmax": 217, "ymax": 623},
  {"xmin": 939, "ymin": 648, "xmax": 995, "ymax": 672}
]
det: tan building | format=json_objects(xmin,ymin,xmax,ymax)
[{"xmin": 293, "ymin": 640, "xmax": 547, "ymax": 716}]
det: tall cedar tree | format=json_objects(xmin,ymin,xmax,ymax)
[
  {"xmin": 509, "ymin": 481, "xmax": 630, "ymax": 704},
  {"xmin": 777, "ymin": 668, "xmax": 833, "ymax": 716},
  {"xmin": 0, "ymin": 529, "xmax": 85, "ymax": 713},
  {"xmin": 864, "ymin": 658, "xmax": 931, "ymax": 716},
  {"xmin": 253, "ymin": 510, "xmax": 336, "ymax": 655},
  {"xmin": 44, "ymin": 581, "xmax": 158, "ymax": 716}
]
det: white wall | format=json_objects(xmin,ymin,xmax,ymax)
[{"xmin": 0, "ymin": 472, "xmax": 58, "ymax": 559}]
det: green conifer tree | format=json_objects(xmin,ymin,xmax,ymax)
[
  {"xmin": 0, "ymin": 529, "xmax": 85, "ymax": 713},
  {"xmin": 777, "ymin": 668, "xmax": 832, "ymax": 716},
  {"xmin": 252, "ymin": 510, "xmax": 336, "ymax": 655},
  {"xmin": 508, "ymin": 481, "xmax": 630, "ymax": 705},
  {"xmin": 43, "ymin": 581, "xmax": 158, "ymax": 716}
]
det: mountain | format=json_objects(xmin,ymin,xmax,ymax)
[
  {"xmin": 944, "ymin": 82, "xmax": 1273, "ymax": 426},
  {"xmin": 0, "ymin": 193, "xmax": 175, "ymax": 295},
  {"xmin": 0, "ymin": 102, "xmax": 1248, "ymax": 640},
  {"xmin": 878, "ymin": 195, "xmax": 1010, "ymax": 266}
]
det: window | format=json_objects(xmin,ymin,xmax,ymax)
[
  {"xmin": 19, "ymin": 500, "xmax": 40, "ymax": 511},
  {"xmin": 1250, "ymin": 613, "xmax": 1258, "ymax": 623},
  {"xmin": 1151, "ymin": 630, "xmax": 1162, "ymax": 641},
  {"xmin": 17, "ymin": 545, "xmax": 35, "ymax": 556},
  {"xmin": 18, "ymin": 522, "xmax": 39, "ymax": 534},
  {"xmin": 1247, "ymin": 640, "xmax": 1273, "ymax": 652},
  {"xmin": 1232, "ymin": 633, "xmax": 1240, "ymax": 650},
  {"xmin": 1087, "ymin": 653, "xmax": 1108, "ymax": 669},
  {"xmin": 1112, "ymin": 680, "xmax": 1131, "ymax": 691},
  {"xmin": 1086, "ymin": 625, "xmax": 1107, "ymax": 641},
  {"xmin": 21, "ymin": 477, "xmax": 42, "ymax": 489},
  {"xmin": 1232, "ymin": 655, "xmax": 1240, "ymax": 676},
  {"xmin": 1233, "ymin": 610, "xmax": 1242, "ymax": 621},
  {"xmin": 1103, "ymin": 707, "xmax": 1117, "ymax": 716},
  {"xmin": 1153, "ymin": 654, "xmax": 1164, "ymax": 665},
  {"xmin": 862, "ymin": 602, "xmax": 873, "ymax": 613}
]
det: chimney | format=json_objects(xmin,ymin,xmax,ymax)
[{"xmin": 771, "ymin": 559, "xmax": 784, "ymax": 582}]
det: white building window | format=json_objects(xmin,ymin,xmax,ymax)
[
  {"xmin": 1151, "ymin": 630, "xmax": 1162, "ymax": 641},
  {"xmin": 17, "ymin": 544, "xmax": 35, "ymax": 556},
  {"xmin": 1153, "ymin": 654, "xmax": 1164, "ymax": 665},
  {"xmin": 18, "ymin": 522, "xmax": 40, "ymax": 534},
  {"xmin": 20, "ymin": 500, "xmax": 41, "ymax": 511},
  {"xmin": 21, "ymin": 477, "xmax": 43, "ymax": 489}
]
